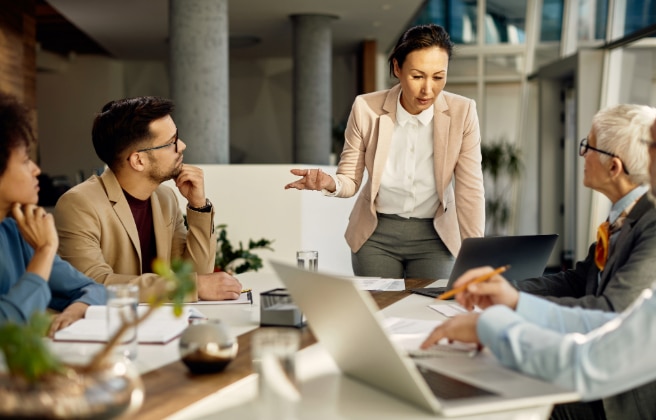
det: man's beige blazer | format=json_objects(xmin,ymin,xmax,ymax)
[
  {"xmin": 54, "ymin": 169, "xmax": 216, "ymax": 301},
  {"xmin": 336, "ymin": 84, "xmax": 485, "ymax": 257}
]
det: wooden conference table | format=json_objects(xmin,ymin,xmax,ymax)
[
  {"xmin": 48, "ymin": 271, "xmax": 560, "ymax": 419},
  {"xmin": 137, "ymin": 276, "xmax": 435, "ymax": 419}
]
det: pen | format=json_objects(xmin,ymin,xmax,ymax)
[
  {"xmin": 241, "ymin": 288, "xmax": 253, "ymax": 304},
  {"xmin": 438, "ymin": 265, "xmax": 510, "ymax": 300}
]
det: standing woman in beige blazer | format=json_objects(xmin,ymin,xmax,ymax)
[{"xmin": 285, "ymin": 24, "xmax": 485, "ymax": 279}]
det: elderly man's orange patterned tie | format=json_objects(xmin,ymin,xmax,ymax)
[
  {"xmin": 594, "ymin": 221, "xmax": 610, "ymax": 271},
  {"xmin": 594, "ymin": 210, "xmax": 630, "ymax": 271}
]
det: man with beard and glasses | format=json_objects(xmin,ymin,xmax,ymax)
[
  {"xmin": 421, "ymin": 109, "xmax": 656, "ymax": 419},
  {"xmin": 54, "ymin": 96, "xmax": 241, "ymax": 302}
]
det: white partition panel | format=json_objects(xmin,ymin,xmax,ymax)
[{"xmin": 164, "ymin": 164, "xmax": 359, "ymax": 276}]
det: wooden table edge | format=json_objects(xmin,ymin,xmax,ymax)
[{"xmin": 136, "ymin": 278, "xmax": 435, "ymax": 419}]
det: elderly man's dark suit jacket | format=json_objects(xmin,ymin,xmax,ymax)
[{"xmin": 515, "ymin": 193, "xmax": 656, "ymax": 419}]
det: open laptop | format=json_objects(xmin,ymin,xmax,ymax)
[
  {"xmin": 271, "ymin": 260, "xmax": 578, "ymax": 417},
  {"xmin": 411, "ymin": 234, "xmax": 559, "ymax": 298}
]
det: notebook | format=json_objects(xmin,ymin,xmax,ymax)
[
  {"xmin": 411, "ymin": 234, "xmax": 559, "ymax": 298},
  {"xmin": 271, "ymin": 260, "xmax": 578, "ymax": 417},
  {"xmin": 53, "ymin": 305, "xmax": 203, "ymax": 344}
]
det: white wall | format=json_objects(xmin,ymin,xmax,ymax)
[
  {"xmin": 163, "ymin": 164, "xmax": 359, "ymax": 276},
  {"xmin": 37, "ymin": 55, "xmax": 124, "ymax": 183},
  {"xmin": 37, "ymin": 52, "xmax": 359, "ymax": 181}
]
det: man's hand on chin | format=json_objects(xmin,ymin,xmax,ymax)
[
  {"xmin": 175, "ymin": 164, "xmax": 206, "ymax": 208},
  {"xmin": 197, "ymin": 272, "xmax": 243, "ymax": 301}
]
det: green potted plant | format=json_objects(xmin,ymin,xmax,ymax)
[
  {"xmin": 481, "ymin": 140, "xmax": 523, "ymax": 235},
  {"xmin": 214, "ymin": 224, "xmax": 274, "ymax": 274}
]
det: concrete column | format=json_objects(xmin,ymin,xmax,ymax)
[
  {"xmin": 290, "ymin": 14, "xmax": 336, "ymax": 164},
  {"xmin": 169, "ymin": 0, "xmax": 229, "ymax": 164}
]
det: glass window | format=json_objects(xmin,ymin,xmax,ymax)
[
  {"xmin": 577, "ymin": 0, "xmax": 607, "ymax": 41},
  {"xmin": 617, "ymin": 48, "xmax": 656, "ymax": 106},
  {"xmin": 484, "ymin": 55, "xmax": 524, "ymax": 76},
  {"xmin": 485, "ymin": 0, "xmax": 527, "ymax": 44},
  {"xmin": 411, "ymin": 0, "xmax": 478, "ymax": 45},
  {"xmin": 624, "ymin": 0, "xmax": 656, "ymax": 36},
  {"xmin": 540, "ymin": 0, "xmax": 564, "ymax": 42}
]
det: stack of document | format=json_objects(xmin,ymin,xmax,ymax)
[{"xmin": 53, "ymin": 305, "xmax": 204, "ymax": 344}]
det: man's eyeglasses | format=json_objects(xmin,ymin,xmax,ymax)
[
  {"xmin": 579, "ymin": 137, "xmax": 630, "ymax": 175},
  {"xmin": 136, "ymin": 130, "xmax": 179, "ymax": 154}
]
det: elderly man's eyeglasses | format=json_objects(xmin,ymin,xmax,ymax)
[
  {"xmin": 136, "ymin": 130, "xmax": 179, "ymax": 154},
  {"xmin": 579, "ymin": 137, "xmax": 630, "ymax": 175}
]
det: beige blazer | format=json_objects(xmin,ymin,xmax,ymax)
[
  {"xmin": 336, "ymin": 84, "xmax": 485, "ymax": 257},
  {"xmin": 54, "ymin": 169, "xmax": 216, "ymax": 301}
]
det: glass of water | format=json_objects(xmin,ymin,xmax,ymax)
[
  {"xmin": 252, "ymin": 328, "xmax": 301, "ymax": 418},
  {"xmin": 106, "ymin": 284, "xmax": 139, "ymax": 361},
  {"xmin": 296, "ymin": 250, "xmax": 318, "ymax": 271}
]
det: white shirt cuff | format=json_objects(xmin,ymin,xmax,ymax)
[{"xmin": 322, "ymin": 173, "xmax": 341, "ymax": 197}]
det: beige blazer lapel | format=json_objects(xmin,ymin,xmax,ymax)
[
  {"xmin": 371, "ymin": 86, "xmax": 400, "ymax": 194},
  {"xmin": 433, "ymin": 93, "xmax": 450, "ymax": 201},
  {"xmin": 101, "ymin": 170, "xmax": 142, "ymax": 263},
  {"xmin": 150, "ymin": 192, "xmax": 173, "ymax": 262}
]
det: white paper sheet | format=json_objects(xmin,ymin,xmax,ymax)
[{"xmin": 343, "ymin": 276, "xmax": 406, "ymax": 291}]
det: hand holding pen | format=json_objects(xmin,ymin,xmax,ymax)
[
  {"xmin": 421, "ymin": 266, "xmax": 518, "ymax": 353},
  {"xmin": 443, "ymin": 266, "xmax": 519, "ymax": 311}
]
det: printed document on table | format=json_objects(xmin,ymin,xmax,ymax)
[
  {"xmin": 53, "ymin": 305, "xmax": 201, "ymax": 344},
  {"xmin": 382, "ymin": 316, "xmax": 478, "ymax": 355},
  {"xmin": 428, "ymin": 303, "xmax": 482, "ymax": 318},
  {"xmin": 162, "ymin": 293, "xmax": 252, "ymax": 305},
  {"xmin": 344, "ymin": 276, "xmax": 406, "ymax": 291}
]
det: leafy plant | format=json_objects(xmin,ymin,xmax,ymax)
[
  {"xmin": 214, "ymin": 224, "xmax": 274, "ymax": 274},
  {"xmin": 481, "ymin": 140, "xmax": 522, "ymax": 235}
]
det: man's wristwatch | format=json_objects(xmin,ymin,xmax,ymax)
[{"xmin": 188, "ymin": 199, "xmax": 213, "ymax": 213}]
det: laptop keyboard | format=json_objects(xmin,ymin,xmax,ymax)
[{"xmin": 417, "ymin": 365, "xmax": 497, "ymax": 400}]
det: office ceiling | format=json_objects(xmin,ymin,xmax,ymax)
[{"xmin": 40, "ymin": 0, "xmax": 425, "ymax": 60}]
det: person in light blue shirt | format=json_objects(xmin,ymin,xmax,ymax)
[
  {"xmin": 0, "ymin": 92, "xmax": 106, "ymax": 334},
  {"xmin": 422, "ymin": 269, "xmax": 656, "ymax": 419}
]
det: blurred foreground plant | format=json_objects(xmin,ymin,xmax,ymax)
[{"xmin": 0, "ymin": 313, "xmax": 64, "ymax": 383}]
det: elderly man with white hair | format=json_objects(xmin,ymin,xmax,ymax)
[{"xmin": 515, "ymin": 104, "xmax": 656, "ymax": 314}]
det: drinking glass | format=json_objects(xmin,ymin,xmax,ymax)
[
  {"xmin": 106, "ymin": 284, "xmax": 139, "ymax": 360},
  {"xmin": 296, "ymin": 250, "xmax": 318, "ymax": 271}
]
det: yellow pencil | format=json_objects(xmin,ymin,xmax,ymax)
[{"xmin": 438, "ymin": 265, "xmax": 510, "ymax": 300}]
